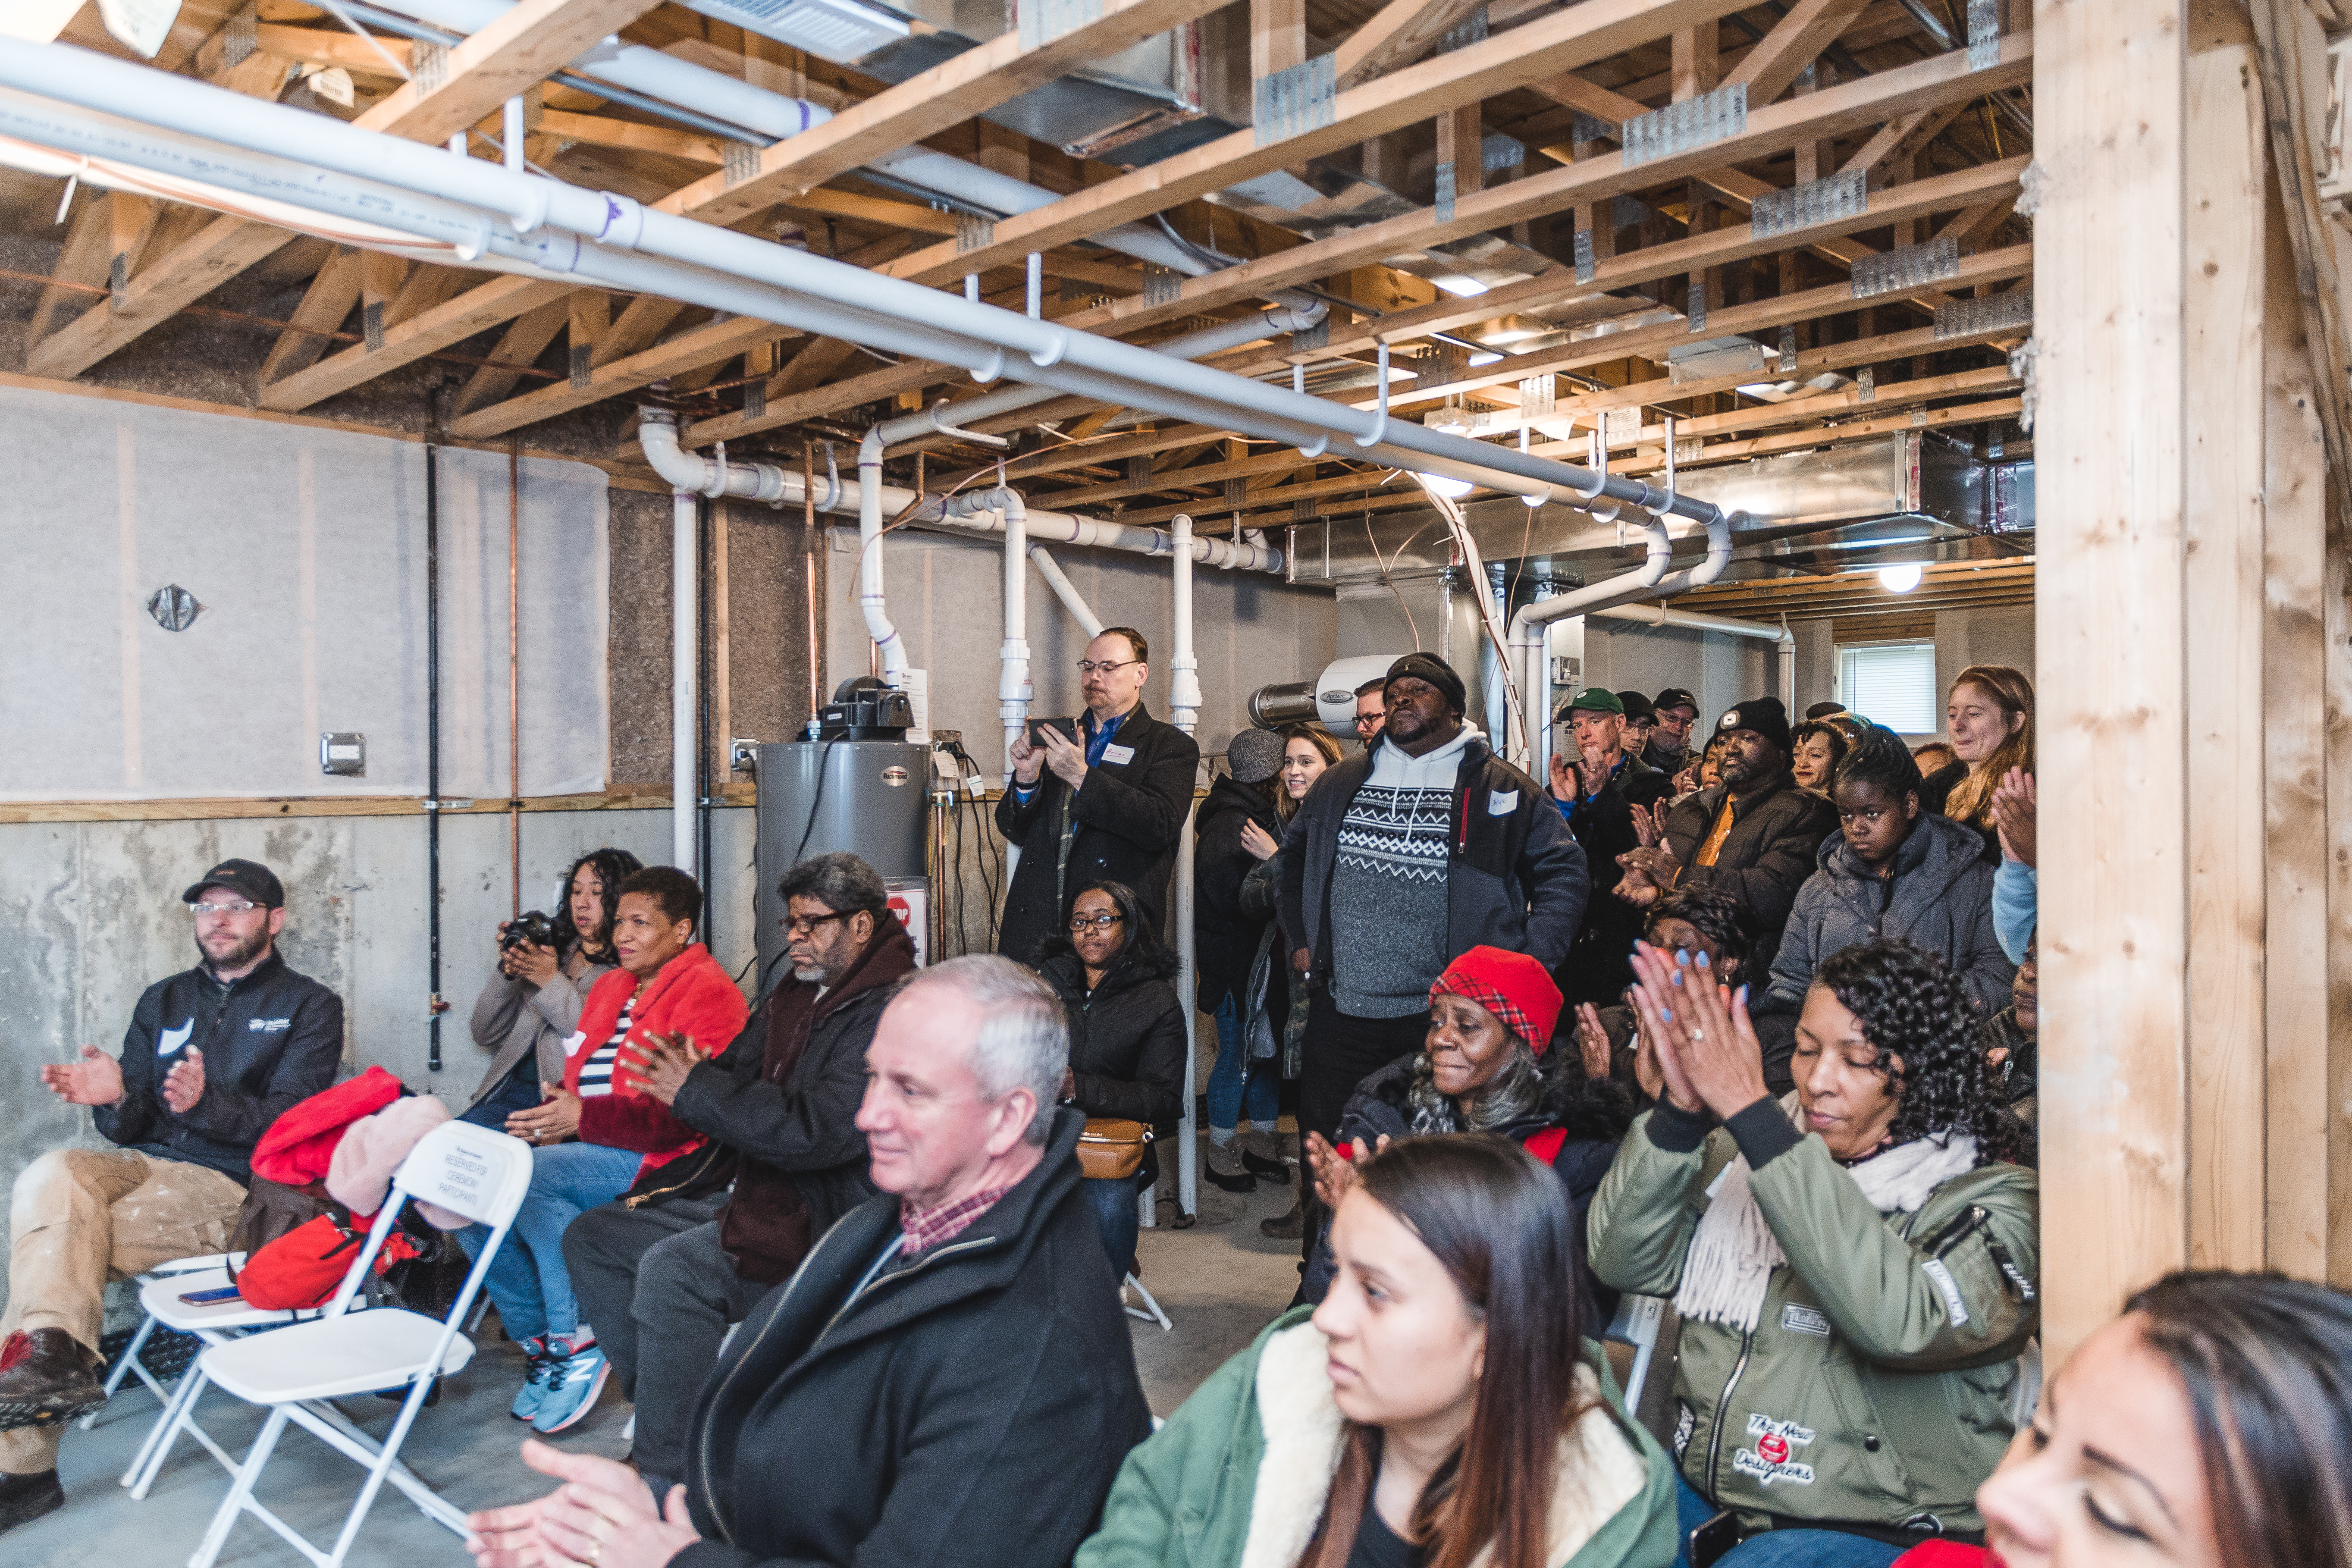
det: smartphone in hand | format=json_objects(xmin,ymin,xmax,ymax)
[{"xmin": 1026, "ymin": 717, "xmax": 1080, "ymax": 749}]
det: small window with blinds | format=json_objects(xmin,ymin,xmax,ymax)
[{"xmin": 1835, "ymin": 643, "xmax": 1938, "ymax": 734}]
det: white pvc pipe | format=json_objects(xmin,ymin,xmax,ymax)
[
  {"xmin": 1028, "ymin": 544, "xmax": 1103, "ymax": 636},
  {"xmin": 995, "ymin": 492, "xmax": 1032, "ymax": 775},
  {"xmin": 1168, "ymin": 512, "xmax": 1200, "ymax": 1220},
  {"xmin": 1593, "ymin": 603, "xmax": 1791, "ymax": 640},
  {"xmin": 672, "ymin": 489, "xmax": 697, "ymax": 874},
  {"xmin": 856, "ymin": 428, "xmax": 909, "ymax": 687}
]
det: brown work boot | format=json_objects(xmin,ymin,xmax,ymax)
[
  {"xmin": 0, "ymin": 1469, "xmax": 63, "ymax": 1537},
  {"xmin": 0, "ymin": 1330, "xmax": 107, "ymax": 1432}
]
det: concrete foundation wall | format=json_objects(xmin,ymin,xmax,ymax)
[{"xmin": 0, "ymin": 805, "xmax": 754, "ymax": 1325}]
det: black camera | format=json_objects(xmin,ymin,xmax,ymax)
[{"xmin": 501, "ymin": 909, "xmax": 561, "ymax": 952}]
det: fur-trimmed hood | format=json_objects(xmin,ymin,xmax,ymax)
[{"xmin": 1239, "ymin": 1321, "xmax": 1647, "ymax": 1568}]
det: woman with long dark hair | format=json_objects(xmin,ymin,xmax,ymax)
[
  {"xmin": 1589, "ymin": 938, "xmax": 2038, "ymax": 1566},
  {"xmin": 1035, "ymin": 878, "xmax": 1185, "ymax": 1273},
  {"xmin": 463, "ymin": 847, "xmax": 643, "ymax": 1130},
  {"xmin": 1077, "ymin": 1137, "xmax": 1678, "ymax": 1568}
]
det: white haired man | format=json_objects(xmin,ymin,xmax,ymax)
[{"xmin": 468, "ymin": 956, "xmax": 1151, "ymax": 1568}]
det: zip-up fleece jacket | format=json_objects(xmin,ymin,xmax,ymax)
[
  {"xmin": 565, "ymin": 944, "xmax": 750, "ymax": 1182},
  {"xmin": 95, "ymin": 953, "xmax": 345, "ymax": 1185},
  {"xmin": 1073, "ymin": 1307, "xmax": 1678, "ymax": 1568},
  {"xmin": 1768, "ymin": 812, "xmax": 2014, "ymax": 1016},
  {"xmin": 1277, "ymin": 731, "xmax": 1588, "ymax": 978},
  {"xmin": 1587, "ymin": 1102, "xmax": 2040, "ymax": 1543},
  {"xmin": 1660, "ymin": 773, "xmax": 1838, "ymax": 983}
]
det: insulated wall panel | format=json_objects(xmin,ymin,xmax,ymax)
[{"xmin": 0, "ymin": 386, "xmax": 608, "ymax": 800}]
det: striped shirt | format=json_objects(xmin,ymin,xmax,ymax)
[{"xmin": 577, "ymin": 994, "xmax": 634, "ymax": 1098}]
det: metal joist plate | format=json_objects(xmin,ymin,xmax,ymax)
[
  {"xmin": 1966, "ymin": 0, "xmax": 1999, "ymax": 69},
  {"xmin": 1621, "ymin": 83, "xmax": 1746, "ymax": 169},
  {"xmin": 956, "ymin": 213, "xmax": 995, "ymax": 254},
  {"xmin": 1574, "ymin": 228, "xmax": 1596, "ymax": 285},
  {"xmin": 1751, "ymin": 169, "xmax": 1868, "ymax": 240},
  {"xmin": 1852, "ymin": 233, "xmax": 1959, "ymax": 298},
  {"xmin": 1934, "ymin": 289, "xmax": 2032, "ymax": 340},
  {"xmin": 1255, "ymin": 54, "xmax": 1335, "ymax": 147},
  {"xmin": 1435, "ymin": 161, "xmax": 1456, "ymax": 225}
]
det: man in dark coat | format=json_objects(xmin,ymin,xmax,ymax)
[
  {"xmin": 1613, "ymin": 695, "xmax": 1838, "ymax": 984},
  {"xmin": 1545, "ymin": 690, "xmax": 1658, "ymax": 1008},
  {"xmin": 996, "ymin": 627, "xmax": 1201, "ymax": 965},
  {"xmin": 563, "ymin": 852, "xmax": 914, "ymax": 1497},
  {"xmin": 465, "ymin": 957, "xmax": 1151, "ymax": 1568}
]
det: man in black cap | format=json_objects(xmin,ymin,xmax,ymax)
[
  {"xmin": 1649, "ymin": 687, "xmax": 1703, "ymax": 778},
  {"xmin": 0, "ymin": 858, "xmax": 342, "ymax": 1534},
  {"xmin": 1616, "ymin": 690, "xmax": 1659, "ymax": 765},
  {"xmin": 1279, "ymin": 652, "xmax": 1586, "ymax": 1270},
  {"xmin": 1612, "ymin": 696, "xmax": 1836, "ymax": 991},
  {"xmin": 1544, "ymin": 689, "xmax": 1667, "ymax": 1005}
]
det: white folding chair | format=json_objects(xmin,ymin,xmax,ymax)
[
  {"xmin": 1122, "ymin": 1273, "xmax": 1172, "ymax": 1332},
  {"xmin": 82, "ymin": 1253, "xmax": 221, "ymax": 1432},
  {"xmin": 1603, "ymin": 1293, "xmax": 1668, "ymax": 1412},
  {"xmin": 185, "ymin": 1120, "xmax": 532, "ymax": 1568}
]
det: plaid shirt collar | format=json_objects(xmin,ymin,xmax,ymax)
[{"xmin": 898, "ymin": 1182, "xmax": 1013, "ymax": 1258}]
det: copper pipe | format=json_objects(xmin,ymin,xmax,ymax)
[
  {"xmin": 508, "ymin": 440, "xmax": 522, "ymax": 919},
  {"xmin": 803, "ymin": 438, "xmax": 819, "ymax": 721}
]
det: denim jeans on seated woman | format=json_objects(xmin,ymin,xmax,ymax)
[
  {"xmin": 1085, "ymin": 1176, "xmax": 1142, "ymax": 1278},
  {"xmin": 457, "ymin": 1062, "xmax": 543, "ymax": 1131},
  {"xmin": 457, "ymin": 1140, "xmax": 642, "ymax": 1341},
  {"xmin": 1674, "ymin": 1477, "xmax": 1907, "ymax": 1568}
]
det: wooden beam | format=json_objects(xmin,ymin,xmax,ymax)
[
  {"xmin": 27, "ymin": 216, "xmax": 301, "ymax": 379},
  {"xmin": 455, "ymin": 297, "xmax": 571, "ymax": 414},
  {"xmin": 1333, "ymin": 0, "xmax": 1493, "ymax": 87},
  {"xmin": 1251, "ymin": 0, "xmax": 1307, "ymax": 83},
  {"xmin": 258, "ymin": 248, "xmax": 365, "ymax": 387},
  {"xmin": 253, "ymin": 22, "xmax": 414, "ymax": 75},
  {"xmin": 2035, "ymin": 0, "xmax": 2189, "ymax": 1358},
  {"xmin": 448, "ymin": 313, "xmax": 783, "ymax": 437},
  {"xmin": 257, "ymin": 274, "xmax": 572, "ymax": 411},
  {"xmin": 883, "ymin": 0, "xmax": 1768, "ymax": 284},
  {"xmin": 651, "ymin": 0, "xmax": 1241, "ymax": 227},
  {"xmin": 1721, "ymin": 0, "xmax": 1872, "ymax": 104},
  {"xmin": 28, "ymin": 194, "xmax": 114, "ymax": 348},
  {"xmin": 353, "ymin": 0, "xmax": 662, "ymax": 144}
]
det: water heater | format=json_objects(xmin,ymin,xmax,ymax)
[{"xmin": 753, "ymin": 740, "xmax": 930, "ymax": 994}]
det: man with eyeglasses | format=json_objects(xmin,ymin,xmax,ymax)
[
  {"xmin": 563, "ymin": 851, "xmax": 915, "ymax": 1501},
  {"xmin": 995, "ymin": 627, "xmax": 1201, "ymax": 967},
  {"xmin": 1352, "ymin": 678, "xmax": 1386, "ymax": 750},
  {"xmin": 0, "ymin": 858, "xmax": 341, "ymax": 1534}
]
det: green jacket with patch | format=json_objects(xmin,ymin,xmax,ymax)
[
  {"xmin": 1074, "ymin": 1308, "xmax": 1679, "ymax": 1568},
  {"xmin": 1586, "ymin": 1104, "xmax": 2039, "ymax": 1540}
]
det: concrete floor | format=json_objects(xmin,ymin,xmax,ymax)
[{"xmin": 6, "ymin": 1148, "xmax": 1305, "ymax": 1568}]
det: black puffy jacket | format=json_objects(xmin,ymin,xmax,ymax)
[
  {"xmin": 1035, "ymin": 943, "xmax": 1185, "ymax": 1132},
  {"xmin": 1192, "ymin": 775, "xmax": 1281, "ymax": 1008}
]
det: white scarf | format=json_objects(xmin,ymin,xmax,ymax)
[{"xmin": 1673, "ymin": 1098, "xmax": 1979, "ymax": 1333}]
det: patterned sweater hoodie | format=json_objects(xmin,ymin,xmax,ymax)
[{"xmin": 1327, "ymin": 726, "xmax": 1472, "ymax": 1016}]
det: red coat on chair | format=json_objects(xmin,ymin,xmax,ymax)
[{"xmin": 564, "ymin": 945, "xmax": 750, "ymax": 1181}]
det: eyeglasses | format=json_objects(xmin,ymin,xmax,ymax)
[
  {"xmin": 1352, "ymin": 712, "xmax": 1384, "ymax": 728},
  {"xmin": 782, "ymin": 912, "xmax": 849, "ymax": 938},
  {"xmin": 1067, "ymin": 912, "xmax": 1126, "ymax": 932},
  {"xmin": 189, "ymin": 900, "xmax": 259, "ymax": 917},
  {"xmin": 1076, "ymin": 659, "xmax": 1140, "ymax": 676}
]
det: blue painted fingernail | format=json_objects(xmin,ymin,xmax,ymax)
[
  {"xmin": 1736, "ymin": 984, "xmax": 1748, "ymax": 1001},
  {"xmin": 1676, "ymin": 949, "xmax": 1691, "ymax": 965},
  {"xmin": 1696, "ymin": 950, "xmax": 1711, "ymax": 968},
  {"xmin": 1661, "ymin": 1008, "xmax": 1673, "ymax": 1022}
]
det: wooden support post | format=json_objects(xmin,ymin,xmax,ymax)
[
  {"xmin": 2033, "ymin": 0, "xmax": 2190, "ymax": 1358},
  {"xmin": 1251, "ymin": 0, "xmax": 1306, "ymax": 83}
]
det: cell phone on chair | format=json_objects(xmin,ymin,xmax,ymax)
[
  {"xmin": 1026, "ymin": 717, "xmax": 1079, "ymax": 749},
  {"xmin": 178, "ymin": 1284, "xmax": 243, "ymax": 1305},
  {"xmin": 1688, "ymin": 1510, "xmax": 1746, "ymax": 1568}
]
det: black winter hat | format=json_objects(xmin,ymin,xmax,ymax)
[
  {"xmin": 1715, "ymin": 696, "xmax": 1793, "ymax": 754},
  {"xmin": 1384, "ymin": 652, "xmax": 1467, "ymax": 717}
]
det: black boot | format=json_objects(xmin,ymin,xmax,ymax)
[
  {"xmin": 1203, "ymin": 1140, "xmax": 1256, "ymax": 1193},
  {"xmin": 0, "ymin": 1330, "xmax": 106, "ymax": 1433},
  {"xmin": 1239, "ymin": 1131, "xmax": 1292, "ymax": 1185},
  {"xmin": 1259, "ymin": 1198, "xmax": 1305, "ymax": 1239},
  {"xmin": 0, "ymin": 1469, "xmax": 63, "ymax": 1535}
]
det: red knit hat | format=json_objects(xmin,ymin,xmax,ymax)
[{"xmin": 1429, "ymin": 946, "xmax": 1563, "ymax": 1057}]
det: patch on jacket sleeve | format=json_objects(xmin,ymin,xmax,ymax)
[
  {"xmin": 1672, "ymin": 1401, "xmax": 1695, "ymax": 1458},
  {"xmin": 157, "ymin": 1019, "xmax": 193, "ymax": 1056},
  {"xmin": 1731, "ymin": 1414, "xmax": 1816, "ymax": 1488},
  {"xmin": 1921, "ymin": 1258, "xmax": 1971, "ymax": 1326},
  {"xmin": 1779, "ymin": 1303, "xmax": 1831, "ymax": 1337}
]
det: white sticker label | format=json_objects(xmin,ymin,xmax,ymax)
[
  {"xmin": 1922, "ymin": 1258, "xmax": 1970, "ymax": 1326},
  {"xmin": 561, "ymin": 1030, "xmax": 588, "ymax": 1058},
  {"xmin": 1732, "ymin": 1413, "xmax": 1818, "ymax": 1487},
  {"xmin": 157, "ymin": 1019, "xmax": 192, "ymax": 1056},
  {"xmin": 1780, "ymin": 1303, "xmax": 1832, "ymax": 1337},
  {"xmin": 1103, "ymin": 743, "xmax": 1135, "ymax": 765},
  {"xmin": 1488, "ymin": 789, "xmax": 1519, "ymax": 816}
]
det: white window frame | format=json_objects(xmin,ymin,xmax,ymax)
[{"xmin": 1833, "ymin": 640, "xmax": 1939, "ymax": 734}]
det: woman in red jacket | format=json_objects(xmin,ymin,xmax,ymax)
[{"xmin": 461, "ymin": 866, "xmax": 748, "ymax": 1437}]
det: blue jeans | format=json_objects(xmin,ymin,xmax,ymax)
[
  {"xmin": 459, "ymin": 1063, "xmax": 543, "ymax": 1130},
  {"xmin": 458, "ymin": 1140, "xmax": 642, "ymax": 1341},
  {"xmin": 1085, "ymin": 1177, "xmax": 1142, "ymax": 1276},
  {"xmin": 1675, "ymin": 1477, "xmax": 1906, "ymax": 1568},
  {"xmin": 1204, "ymin": 992, "xmax": 1279, "ymax": 1133}
]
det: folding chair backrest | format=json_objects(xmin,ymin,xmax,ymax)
[
  {"xmin": 318, "ymin": 1121, "xmax": 532, "ymax": 1325},
  {"xmin": 1603, "ymin": 1293, "xmax": 1668, "ymax": 1411}
]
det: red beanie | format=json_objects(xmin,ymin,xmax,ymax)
[{"xmin": 1428, "ymin": 946, "xmax": 1563, "ymax": 1057}]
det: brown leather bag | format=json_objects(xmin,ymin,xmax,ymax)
[{"xmin": 1077, "ymin": 1119, "xmax": 1149, "ymax": 1181}]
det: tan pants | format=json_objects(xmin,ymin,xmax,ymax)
[{"xmin": 0, "ymin": 1148, "xmax": 244, "ymax": 1474}]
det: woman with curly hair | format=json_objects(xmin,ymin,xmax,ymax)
[
  {"xmin": 1587, "ymin": 938, "xmax": 2038, "ymax": 1567},
  {"xmin": 1789, "ymin": 720, "xmax": 1848, "ymax": 798}
]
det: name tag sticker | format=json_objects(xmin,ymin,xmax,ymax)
[
  {"xmin": 1922, "ymin": 1258, "xmax": 1970, "ymax": 1326},
  {"xmin": 1103, "ymin": 744, "xmax": 1135, "ymax": 765},
  {"xmin": 561, "ymin": 1031, "xmax": 588, "ymax": 1058},
  {"xmin": 1488, "ymin": 789, "xmax": 1519, "ymax": 816}
]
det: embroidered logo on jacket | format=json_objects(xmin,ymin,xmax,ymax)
[
  {"xmin": 1732, "ymin": 1414, "xmax": 1817, "ymax": 1487},
  {"xmin": 1672, "ymin": 1402, "xmax": 1695, "ymax": 1458},
  {"xmin": 157, "ymin": 1019, "xmax": 193, "ymax": 1055},
  {"xmin": 248, "ymin": 1017, "xmax": 292, "ymax": 1032}
]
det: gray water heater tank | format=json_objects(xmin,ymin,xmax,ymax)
[{"xmin": 753, "ymin": 740, "xmax": 929, "ymax": 992}]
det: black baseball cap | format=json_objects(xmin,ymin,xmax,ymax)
[
  {"xmin": 182, "ymin": 858, "xmax": 285, "ymax": 909},
  {"xmin": 1654, "ymin": 687, "xmax": 1700, "ymax": 717},
  {"xmin": 1618, "ymin": 690, "xmax": 1657, "ymax": 724}
]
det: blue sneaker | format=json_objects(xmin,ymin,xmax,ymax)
[
  {"xmin": 531, "ymin": 1339, "xmax": 610, "ymax": 1435},
  {"xmin": 509, "ymin": 1336, "xmax": 553, "ymax": 1423}
]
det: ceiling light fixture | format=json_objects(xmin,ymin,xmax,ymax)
[{"xmin": 1877, "ymin": 563, "xmax": 1924, "ymax": 593}]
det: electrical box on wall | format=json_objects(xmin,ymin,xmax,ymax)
[{"xmin": 320, "ymin": 733, "xmax": 365, "ymax": 776}]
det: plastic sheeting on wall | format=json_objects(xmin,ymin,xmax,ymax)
[{"xmin": 0, "ymin": 385, "xmax": 609, "ymax": 800}]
